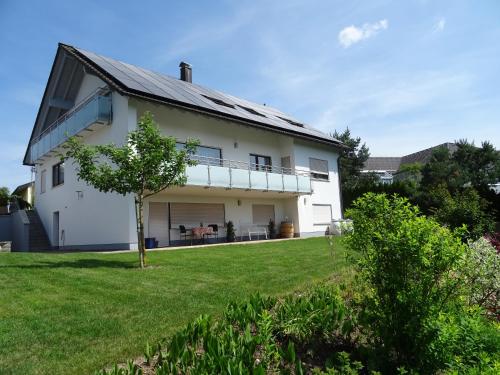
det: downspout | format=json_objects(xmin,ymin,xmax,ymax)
[{"xmin": 337, "ymin": 156, "xmax": 344, "ymax": 219}]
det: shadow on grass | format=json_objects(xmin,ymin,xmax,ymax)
[{"xmin": 0, "ymin": 258, "xmax": 136, "ymax": 269}]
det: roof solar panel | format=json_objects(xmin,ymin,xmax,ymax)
[{"xmin": 73, "ymin": 46, "xmax": 341, "ymax": 145}]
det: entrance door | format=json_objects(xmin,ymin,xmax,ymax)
[
  {"xmin": 52, "ymin": 211, "xmax": 59, "ymax": 248},
  {"xmin": 148, "ymin": 203, "xmax": 169, "ymax": 247}
]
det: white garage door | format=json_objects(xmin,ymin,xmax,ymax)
[
  {"xmin": 148, "ymin": 202, "xmax": 169, "ymax": 247},
  {"xmin": 312, "ymin": 204, "xmax": 332, "ymax": 225},
  {"xmin": 170, "ymin": 202, "xmax": 225, "ymax": 228}
]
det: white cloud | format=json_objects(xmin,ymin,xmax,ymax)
[
  {"xmin": 434, "ymin": 17, "xmax": 446, "ymax": 32},
  {"xmin": 338, "ymin": 19, "xmax": 388, "ymax": 48}
]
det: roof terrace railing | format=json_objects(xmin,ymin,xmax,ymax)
[
  {"xmin": 185, "ymin": 155, "xmax": 312, "ymax": 193},
  {"xmin": 29, "ymin": 87, "xmax": 112, "ymax": 163}
]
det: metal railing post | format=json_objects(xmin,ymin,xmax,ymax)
[
  {"xmin": 207, "ymin": 164, "xmax": 211, "ymax": 186},
  {"xmin": 229, "ymin": 165, "xmax": 232, "ymax": 188}
]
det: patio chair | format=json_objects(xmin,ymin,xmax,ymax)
[
  {"xmin": 179, "ymin": 225, "xmax": 192, "ymax": 245},
  {"xmin": 207, "ymin": 224, "xmax": 219, "ymax": 240}
]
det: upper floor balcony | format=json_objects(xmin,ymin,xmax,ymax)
[
  {"xmin": 185, "ymin": 156, "xmax": 312, "ymax": 194},
  {"xmin": 29, "ymin": 88, "xmax": 112, "ymax": 164}
]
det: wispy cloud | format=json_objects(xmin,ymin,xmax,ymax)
[
  {"xmin": 338, "ymin": 19, "xmax": 388, "ymax": 48},
  {"xmin": 154, "ymin": 8, "xmax": 256, "ymax": 66},
  {"xmin": 434, "ymin": 17, "xmax": 446, "ymax": 32}
]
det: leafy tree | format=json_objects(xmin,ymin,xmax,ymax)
[
  {"xmin": 421, "ymin": 140, "xmax": 500, "ymax": 193},
  {"xmin": 430, "ymin": 185, "xmax": 495, "ymax": 241},
  {"xmin": 344, "ymin": 193, "xmax": 469, "ymax": 372},
  {"xmin": 331, "ymin": 128, "xmax": 372, "ymax": 190},
  {"xmin": 0, "ymin": 187, "xmax": 9, "ymax": 206},
  {"xmin": 62, "ymin": 112, "xmax": 199, "ymax": 268}
]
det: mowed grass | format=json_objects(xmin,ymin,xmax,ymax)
[{"xmin": 0, "ymin": 237, "xmax": 352, "ymax": 375}]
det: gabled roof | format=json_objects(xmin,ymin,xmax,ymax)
[
  {"xmin": 364, "ymin": 143, "xmax": 459, "ymax": 173},
  {"xmin": 24, "ymin": 43, "xmax": 344, "ymax": 165},
  {"xmin": 364, "ymin": 157, "xmax": 402, "ymax": 172}
]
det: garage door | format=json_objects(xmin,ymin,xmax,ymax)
[
  {"xmin": 312, "ymin": 204, "xmax": 332, "ymax": 225},
  {"xmin": 170, "ymin": 202, "xmax": 225, "ymax": 228}
]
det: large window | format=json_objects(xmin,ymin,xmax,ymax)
[
  {"xmin": 169, "ymin": 202, "xmax": 225, "ymax": 228},
  {"xmin": 250, "ymin": 154, "xmax": 272, "ymax": 171},
  {"xmin": 309, "ymin": 158, "xmax": 329, "ymax": 181},
  {"xmin": 176, "ymin": 142, "xmax": 222, "ymax": 165},
  {"xmin": 52, "ymin": 162, "xmax": 64, "ymax": 187},
  {"xmin": 252, "ymin": 204, "xmax": 275, "ymax": 224},
  {"xmin": 312, "ymin": 204, "xmax": 332, "ymax": 225},
  {"xmin": 40, "ymin": 170, "xmax": 46, "ymax": 194}
]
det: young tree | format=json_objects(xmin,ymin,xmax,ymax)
[
  {"xmin": 331, "ymin": 128, "xmax": 372, "ymax": 190},
  {"xmin": 0, "ymin": 187, "xmax": 10, "ymax": 206},
  {"xmin": 62, "ymin": 111, "xmax": 199, "ymax": 268}
]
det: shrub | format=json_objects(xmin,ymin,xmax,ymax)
[
  {"xmin": 344, "ymin": 193, "xmax": 469, "ymax": 372},
  {"xmin": 430, "ymin": 186, "xmax": 495, "ymax": 242},
  {"xmin": 429, "ymin": 306, "xmax": 500, "ymax": 373},
  {"xmin": 463, "ymin": 237, "xmax": 499, "ymax": 316},
  {"xmin": 226, "ymin": 220, "xmax": 235, "ymax": 242},
  {"xmin": 268, "ymin": 219, "xmax": 276, "ymax": 239}
]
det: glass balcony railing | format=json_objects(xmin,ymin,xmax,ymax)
[
  {"xmin": 29, "ymin": 88, "xmax": 112, "ymax": 163},
  {"xmin": 185, "ymin": 156, "xmax": 312, "ymax": 194}
]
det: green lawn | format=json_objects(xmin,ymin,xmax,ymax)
[{"xmin": 0, "ymin": 237, "xmax": 352, "ymax": 375}]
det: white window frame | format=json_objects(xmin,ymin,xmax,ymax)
[{"xmin": 309, "ymin": 158, "xmax": 329, "ymax": 181}]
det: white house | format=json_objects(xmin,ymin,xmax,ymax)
[{"xmin": 23, "ymin": 43, "xmax": 344, "ymax": 250}]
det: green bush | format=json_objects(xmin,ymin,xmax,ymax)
[
  {"xmin": 344, "ymin": 193, "xmax": 469, "ymax": 372},
  {"xmin": 226, "ymin": 220, "xmax": 235, "ymax": 242},
  {"xmin": 463, "ymin": 237, "xmax": 499, "ymax": 314},
  {"xmin": 429, "ymin": 186, "xmax": 495, "ymax": 241}
]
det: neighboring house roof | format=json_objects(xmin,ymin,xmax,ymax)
[
  {"xmin": 12, "ymin": 182, "xmax": 34, "ymax": 196},
  {"xmin": 363, "ymin": 157, "xmax": 402, "ymax": 172},
  {"xmin": 364, "ymin": 143, "xmax": 459, "ymax": 173},
  {"xmin": 400, "ymin": 142, "xmax": 458, "ymax": 165},
  {"xmin": 23, "ymin": 43, "xmax": 344, "ymax": 165}
]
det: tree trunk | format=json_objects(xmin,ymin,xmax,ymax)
[{"xmin": 135, "ymin": 196, "xmax": 146, "ymax": 268}]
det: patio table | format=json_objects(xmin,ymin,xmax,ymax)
[{"xmin": 191, "ymin": 226, "xmax": 213, "ymax": 242}]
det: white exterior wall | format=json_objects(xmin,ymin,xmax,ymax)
[
  {"xmin": 34, "ymin": 74, "xmax": 137, "ymax": 250},
  {"xmin": 34, "ymin": 79, "xmax": 342, "ymax": 250},
  {"xmin": 293, "ymin": 141, "xmax": 342, "ymax": 236}
]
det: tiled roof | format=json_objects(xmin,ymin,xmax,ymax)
[
  {"xmin": 364, "ymin": 157, "xmax": 402, "ymax": 172},
  {"xmin": 62, "ymin": 44, "xmax": 343, "ymax": 147}
]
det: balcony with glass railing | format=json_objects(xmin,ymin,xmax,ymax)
[
  {"xmin": 185, "ymin": 155, "xmax": 312, "ymax": 194},
  {"xmin": 29, "ymin": 88, "xmax": 112, "ymax": 164}
]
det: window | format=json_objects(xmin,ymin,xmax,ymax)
[
  {"xmin": 52, "ymin": 162, "xmax": 64, "ymax": 187},
  {"xmin": 277, "ymin": 116, "xmax": 304, "ymax": 127},
  {"xmin": 176, "ymin": 142, "xmax": 222, "ymax": 165},
  {"xmin": 201, "ymin": 95, "xmax": 235, "ymax": 109},
  {"xmin": 250, "ymin": 154, "xmax": 272, "ymax": 171},
  {"xmin": 170, "ymin": 203, "xmax": 225, "ymax": 228},
  {"xmin": 309, "ymin": 158, "xmax": 329, "ymax": 181},
  {"xmin": 313, "ymin": 204, "xmax": 332, "ymax": 225},
  {"xmin": 40, "ymin": 170, "xmax": 46, "ymax": 194},
  {"xmin": 281, "ymin": 156, "xmax": 292, "ymax": 174},
  {"xmin": 252, "ymin": 204, "xmax": 275, "ymax": 224},
  {"xmin": 237, "ymin": 105, "xmax": 266, "ymax": 117}
]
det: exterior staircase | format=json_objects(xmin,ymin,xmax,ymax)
[{"xmin": 26, "ymin": 210, "xmax": 52, "ymax": 251}]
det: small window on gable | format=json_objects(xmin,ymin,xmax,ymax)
[
  {"xmin": 201, "ymin": 95, "xmax": 235, "ymax": 109},
  {"xmin": 277, "ymin": 116, "xmax": 304, "ymax": 127},
  {"xmin": 40, "ymin": 170, "xmax": 46, "ymax": 194},
  {"xmin": 309, "ymin": 158, "xmax": 329, "ymax": 181},
  {"xmin": 52, "ymin": 162, "xmax": 64, "ymax": 187},
  {"xmin": 237, "ymin": 105, "xmax": 266, "ymax": 117}
]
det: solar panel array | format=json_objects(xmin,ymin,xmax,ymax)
[{"xmin": 74, "ymin": 46, "xmax": 340, "ymax": 145}]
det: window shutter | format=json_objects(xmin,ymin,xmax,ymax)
[
  {"xmin": 309, "ymin": 158, "xmax": 328, "ymax": 174},
  {"xmin": 252, "ymin": 204, "xmax": 275, "ymax": 224},
  {"xmin": 148, "ymin": 202, "xmax": 169, "ymax": 247},
  {"xmin": 312, "ymin": 204, "xmax": 332, "ymax": 225},
  {"xmin": 170, "ymin": 203, "xmax": 225, "ymax": 227}
]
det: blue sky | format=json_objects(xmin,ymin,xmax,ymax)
[{"xmin": 1, "ymin": 0, "xmax": 499, "ymax": 191}]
